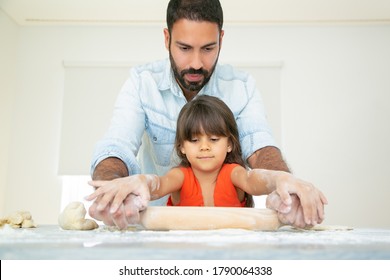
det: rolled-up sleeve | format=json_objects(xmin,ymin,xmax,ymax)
[{"xmin": 235, "ymin": 75, "xmax": 278, "ymax": 162}]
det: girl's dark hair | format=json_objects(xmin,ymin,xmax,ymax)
[
  {"xmin": 166, "ymin": 0, "xmax": 223, "ymax": 33},
  {"xmin": 175, "ymin": 95, "xmax": 254, "ymax": 207}
]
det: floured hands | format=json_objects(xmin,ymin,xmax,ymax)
[
  {"xmin": 85, "ymin": 175, "xmax": 153, "ymax": 229},
  {"xmin": 246, "ymin": 168, "xmax": 328, "ymax": 228},
  {"xmin": 266, "ymin": 186, "xmax": 328, "ymax": 228}
]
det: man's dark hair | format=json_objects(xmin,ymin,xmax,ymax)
[{"xmin": 166, "ymin": 0, "xmax": 223, "ymax": 33}]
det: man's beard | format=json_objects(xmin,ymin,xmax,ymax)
[{"xmin": 169, "ymin": 52, "xmax": 217, "ymax": 93}]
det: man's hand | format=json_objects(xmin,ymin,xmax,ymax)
[
  {"xmin": 271, "ymin": 172, "xmax": 328, "ymax": 226},
  {"xmin": 87, "ymin": 194, "xmax": 146, "ymax": 229},
  {"xmin": 248, "ymin": 147, "xmax": 328, "ymax": 228},
  {"xmin": 85, "ymin": 175, "xmax": 153, "ymax": 229},
  {"xmin": 266, "ymin": 191, "xmax": 326, "ymax": 228}
]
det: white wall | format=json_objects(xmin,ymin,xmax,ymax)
[
  {"xmin": 223, "ymin": 24, "xmax": 390, "ymax": 228},
  {"xmin": 0, "ymin": 10, "xmax": 18, "ymax": 217},
  {"xmin": 2, "ymin": 22, "xmax": 167, "ymax": 224},
  {"xmin": 2, "ymin": 12, "xmax": 390, "ymax": 228}
]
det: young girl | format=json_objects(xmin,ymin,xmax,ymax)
[
  {"xmin": 168, "ymin": 94, "xmax": 254, "ymax": 207},
  {"xmin": 87, "ymin": 96, "xmax": 327, "ymax": 226}
]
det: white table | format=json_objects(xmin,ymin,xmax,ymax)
[{"xmin": 1, "ymin": 225, "xmax": 390, "ymax": 259}]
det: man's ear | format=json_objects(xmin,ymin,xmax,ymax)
[
  {"xmin": 219, "ymin": 29, "xmax": 224, "ymax": 49},
  {"xmin": 164, "ymin": 28, "xmax": 170, "ymax": 50}
]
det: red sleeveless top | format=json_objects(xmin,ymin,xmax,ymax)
[{"xmin": 167, "ymin": 163, "xmax": 245, "ymax": 207}]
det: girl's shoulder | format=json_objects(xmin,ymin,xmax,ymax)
[
  {"xmin": 221, "ymin": 163, "xmax": 242, "ymax": 173},
  {"xmin": 164, "ymin": 166, "xmax": 186, "ymax": 180}
]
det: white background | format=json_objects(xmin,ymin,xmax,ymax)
[{"xmin": 1, "ymin": 1, "xmax": 390, "ymax": 229}]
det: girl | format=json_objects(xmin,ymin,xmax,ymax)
[
  {"xmin": 168, "ymin": 95, "xmax": 254, "ymax": 207},
  {"xmin": 87, "ymin": 96, "xmax": 327, "ymax": 226}
]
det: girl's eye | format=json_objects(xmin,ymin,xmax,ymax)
[
  {"xmin": 190, "ymin": 138, "xmax": 198, "ymax": 142},
  {"xmin": 210, "ymin": 137, "xmax": 219, "ymax": 142}
]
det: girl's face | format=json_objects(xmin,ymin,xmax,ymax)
[{"xmin": 180, "ymin": 132, "xmax": 232, "ymax": 173}]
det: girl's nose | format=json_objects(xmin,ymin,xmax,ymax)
[{"xmin": 199, "ymin": 139, "xmax": 210, "ymax": 151}]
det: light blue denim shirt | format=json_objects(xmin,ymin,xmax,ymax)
[{"xmin": 91, "ymin": 58, "xmax": 277, "ymax": 205}]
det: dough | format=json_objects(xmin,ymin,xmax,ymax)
[
  {"xmin": 0, "ymin": 211, "xmax": 36, "ymax": 228},
  {"xmin": 58, "ymin": 201, "xmax": 98, "ymax": 230},
  {"xmin": 0, "ymin": 218, "xmax": 7, "ymax": 227}
]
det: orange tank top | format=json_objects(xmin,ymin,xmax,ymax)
[{"xmin": 167, "ymin": 163, "xmax": 245, "ymax": 207}]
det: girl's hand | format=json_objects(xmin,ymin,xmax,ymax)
[{"xmin": 85, "ymin": 175, "xmax": 153, "ymax": 229}]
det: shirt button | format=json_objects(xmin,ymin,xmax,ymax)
[{"xmin": 153, "ymin": 136, "xmax": 157, "ymax": 142}]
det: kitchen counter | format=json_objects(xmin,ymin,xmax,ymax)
[{"xmin": 1, "ymin": 225, "xmax": 390, "ymax": 259}]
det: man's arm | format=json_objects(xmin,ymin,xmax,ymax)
[
  {"xmin": 247, "ymin": 146, "xmax": 290, "ymax": 172},
  {"xmin": 92, "ymin": 157, "xmax": 129, "ymax": 181}
]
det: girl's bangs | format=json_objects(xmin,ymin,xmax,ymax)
[{"xmin": 183, "ymin": 107, "xmax": 228, "ymax": 139}]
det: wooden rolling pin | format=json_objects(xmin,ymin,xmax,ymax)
[{"xmin": 140, "ymin": 206, "xmax": 282, "ymax": 231}]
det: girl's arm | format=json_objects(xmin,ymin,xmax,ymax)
[
  {"xmin": 230, "ymin": 165, "xmax": 327, "ymax": 225},
  {"xmin": 230, "ymin": 165, "xmax": 271, "ymax": 195},
  {"xmin": 150, "ymin": 167, "xmax": 184, "ymax": 200}
]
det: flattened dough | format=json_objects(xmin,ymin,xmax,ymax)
[{"xmin": 58, "ymin": 201, "xmax": 98, "ymax": 230}]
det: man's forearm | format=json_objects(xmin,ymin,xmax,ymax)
[
  {"xmin": 92, "ymin": 157, "xmax": 129, "ymax": 180},
  {"xmin": 247, "ymin": 146, "xmax": 290, "ymax": 172}
]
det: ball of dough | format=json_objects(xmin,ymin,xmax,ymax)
[{"xmin": 58, "ymin": 201, "xmax": 98, "ymax": 230}]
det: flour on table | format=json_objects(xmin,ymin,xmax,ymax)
[
  {"xmin": 58, "ymin": 201, "xmax": 98, "ymax": 230},
  {"xmin": 291, "ymin": 224, "xmax": 354, "ymax": 231},
  {"xmin": 0, "ymin": 211, "xmax": 36, "ymax": 228},
  {"xmin": 310, "ymin": 224, "xmax": 353, "ymax": 231},
  {"xmin": 99, "ymin": 225, "xmax": 140, "ymax": 232}
]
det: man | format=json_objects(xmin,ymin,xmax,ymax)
[{"xmin": 89, "ymin": 0, "xmax": 327, "ymax": 229}]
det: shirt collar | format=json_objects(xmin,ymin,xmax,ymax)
[{"xmin": 158, "ymin": 59, "xmax": 183, "ymax": 98}]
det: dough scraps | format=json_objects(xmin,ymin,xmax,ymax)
[
  {"xmin": 58, "ymin": 201, "xmax": 98, "ymax": 230},
  {"xmin": 0, "ymin": 211, "xmax": 36, "ymax": 228}
]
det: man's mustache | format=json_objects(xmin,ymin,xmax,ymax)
[{"xmin": 181, "ymin": 68, "xmax": 208, "ymax": 76}]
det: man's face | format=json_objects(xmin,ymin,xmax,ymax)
[{"xmin": 164, "ymin": 19, "xmax": 224, "ymax": 97}]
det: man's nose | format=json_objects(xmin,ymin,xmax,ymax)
[{"xmin": 189, "ymin": 51, "xmax": 203, "ymax": 70}]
